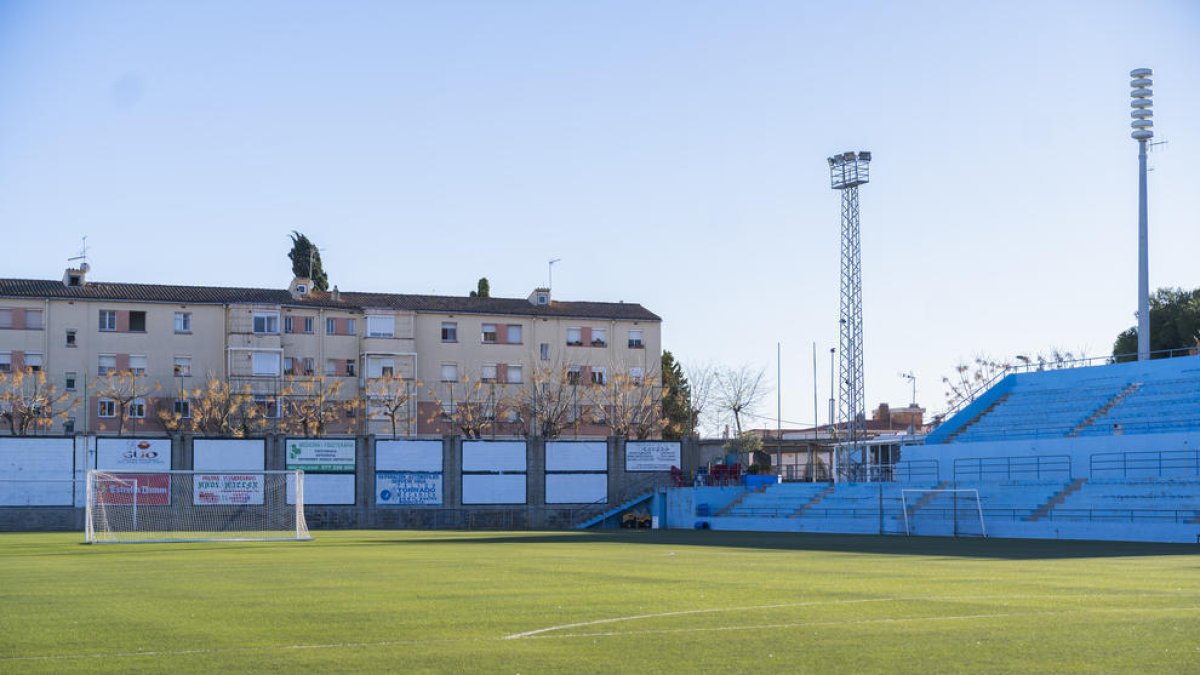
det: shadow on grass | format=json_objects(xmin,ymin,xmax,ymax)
[{"xmin": 360, "ymin": 529, "xmax": 1200, "ymax": 560}]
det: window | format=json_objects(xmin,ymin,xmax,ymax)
[
  {"xmin": 506, "ymin": 324, "xmax": 522, "ymax": 344},
  {"xmin": 25, "ymin": 310, "xmax": 43, "ymax": 330},
  {"xmin": 174, "ymin": 312, "xmax": 192, "ymax": 333},
  {"xmin": 628, "ymin": 330, "xmax": 644, "ymax": 349},
  {"xmin": 284, "ymin": 316, "xmax": 294, "ymax": 334},
  {"xmin": 295, "ymin": 284, "xmax": 307, "ymax": 294},
  {"xmin": 367, "ymin": 315, "xmax": 395, "ymax": 337},
  {"xmin": 481, "ymin": 323, "xmax": 497, "ymax": 344},
  {"xmin": 326, "ymin": 318, "xmax": 336, "ymax": 335},
  {"xmin": 97, "ymin": 354, "xmax": 116, "ymax": 375},
  {"xmin": 173, "ymin": 399, "xmax": 191, "ymax": 419},
  {"xmin": 0, "ymin": 353, "xmax": 9, "ymax": 373},
  {"xmin": 67, "ymin": 274, "xmax": 82, "ymax": 286},
  {"xmin": 630, "ymin": 367, "xmax": 644, "ymax": 385},
  {"xmin": 98, "ymin": 399, "xmax": 116, "ymax": 418},
  {"xmin": 366, "ymin": 357, "xmax": 395, "ymax": 379},
  {"xmin": 536, "ymin": 293, "xmax": 549, "ymax": 305},
  {"xmin": 441, "ymin": 322, "xmax": 457, "ymax": 342},
  {"xmin": 302, "ymin": 357, "xmax": 315, "ymax": 375},
  {"xmin": 128, "ymin": 311, "xmax": 146, "ymax": 332},
  {"xmin": 254, "ymin": 395, "xmax": 280, "ymax": 419},
  {"xmin": 25, "ymin": 353, "xmax": 41, "ymax": 372},
  {"xmin": 65, "ymin": 372, "xmax": 77, "ymax": 391},
  {"xmin": 591, "ymin": 367, "xmax": 607, "ymax": 385},
  {"xmin": 566, "ymin": 327, "xmax": 582, "ymax": 346},
  {"xmin": 252, "ymin": 352, "xmax": 280, "ymax": 376},
  {"xmin": 346, "ymin": 360, "xmax": 356, "ymax": 377},
  {"xmin": 345, "ymin": 318, "xmax": 357, "ymax": 336},
  {"xmin": 0, "ymin": 310, "xmax": 10, "ymax": 328},
  {"xmin": 441, "ymin": 362, "xmax": 458, "ymax": 382},
  {"xmin": 325, "ymin": 359, "xmax": 338, "ymax": 376},
  {"xmin": 540, "ymin": 343, "xmax": 550, "ymax": 361},
  {"xmin": 566, "ymin": 366, "xmax": 581, "ymax": 385},
  {"xmin": 253, "ymin": 312, "xmax": 279, "ymax": 334},
  {"xmin": 507, "ymin": 365, "xmax": 523, "ymax": 384},
  {"xmin": 481, "ymin": 364, "xmax": 497, "ymax": 382},
  {"xmin": 303, "ymin": 317, "xmax": 314, "ymax": 334},
  {"xmin": 129, "ymin": 398, "xmax": 146, "ymax": 419},
  {"xmin": 174, "ymin": 357, "xmax": 192, "ymax": 377},
  {"xmin": 65, "ymin": 330, "xmax": 77, "ymax": 347},
  {"xmin": 99, "ymin": 310, "xmax": 116, "ymax": 332},
  {"xmin": 283, "ymin": 357, "xmax": 295, "ymax": 375},
  {"xmin": 591, "ymin": 328, "xmax": 607, "ymax": 347},
  {"xmin": 128, "ymin": 355, "xmax": 147, "ymax": 376}
]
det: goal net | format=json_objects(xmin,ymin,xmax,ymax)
[
  {"xmin": 901, "ymin": 488, "xmax": 987, "ymax": 538},
  {"xmin": 85, "ymin": 470, "xmax": 312, "ymax": 544}
]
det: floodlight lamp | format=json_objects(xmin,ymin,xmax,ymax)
[
  {"xmin": 1130, "ymin": 77, "xmax": 1152, "ymax": 88},
  {"xmin": 1131, "ymin": 109, "xmax": 1153, "ymax": 119},
  {"xmin": 1131, "ymin": 98, "xmax": 1153, "ymax": 109},
  {"xmin": 1130, "ymin": 88, "xmax": 1153, "ymax": 99},
  {"xmin": 842, "ymin": 151, "xmax": 856, "ymax": 161},
  {"xmin": 858, "ymin": 151, "xmax": 872, "ymax": 162},
  {"xmin": 1132, "ymin": 129, "xmax": 1153, "ymax": 140},
  {"xmin": 1130, "ymin": 67, "xmax": 1153, "ymax": 78},
  {"xmin": 1131, "ymin": 119, "xmax": 1153, "ymax": 130},
  {"xmin": 827, "ymin": 157, "xmax": 837, "ymax": 167}
]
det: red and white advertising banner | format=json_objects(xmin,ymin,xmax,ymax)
[
  {"xmin": 194, "ymin": 474, "xmax": 265, "ymax": 506},
  {"xmin": 93, "ymin": 473, "xmax": 171, "ymax": 505}
]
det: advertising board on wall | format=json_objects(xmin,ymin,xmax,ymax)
[
  {"xmin": 0, "ymin": 438, "xmax": 75, "ymax": 506},
  {"xmin": 625, "ymin": 441, "xmax": 681, "ymax": 472},
  {"xmin": 93, "ymin": 473, "xmax": 171, "ymax": 505},
  {"xmin": 96, "ymin": 438, "xmax": 171, "ymax": 471},
  {"xmin": 376, "ymin": 472, "xmax": 442, "ymax": 505},
  {"xmin": 193, "ymin": 474, "xmax": 265, "ymax": 505},
  {"xmin": 285, "ymin": 439, "xmax": 356, "ymax": 473}
]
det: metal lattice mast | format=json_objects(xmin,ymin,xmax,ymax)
[{"xmin": 828, "ymin": 150, "xmax": 871, "ymax": 473}]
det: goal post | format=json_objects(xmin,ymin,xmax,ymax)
[
  {"xmin": 85, "ymin": 469, "xmax": 312, "ymax": 544},
  {"xmin": 901, "ymin": 488, "xmax": 987, "ymax": 538}
]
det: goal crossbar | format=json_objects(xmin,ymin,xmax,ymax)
[
  {"xmin": 900, "ymin": 488, "xmax": 987, "ymax": 538},
  {"xmin": 85, "ymin": 469, "xmax": 313, "ymax": 544}
]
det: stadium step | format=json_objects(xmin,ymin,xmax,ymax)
[
  {"xmin": 1068, "ymin": 382, "xmax": 1142, "ymax": 437},
  {"xmin": 944, "ymin": 393, "xmax": 1011, "ymax": 443},
  {"xmin": 908, "ymin": 481, "xmax": 952, "ymax": 511},
  {"xmin": 1026, "ymin": 477, "xmax": 1087, "ymax": 521},
  {"xmin": 715, "ymin": 484, "xmax": 770, "ymax": 516},
  {"xmin": 790, "ymin": 485, "xmax": 836, "ymax": 517},
  {"xmin": 573, "ymin": 491, "xmax": 655, "ymax": 530}
]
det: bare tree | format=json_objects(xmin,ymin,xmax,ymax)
[
  {"xmin": 683, "ymin": 361, "xmax": 717, "ymax": 437},
  {"xmin": 587, "ymin": 363, "xmax": 666, "ymax": 439},
  {"xmin": 161, "ymin": 376, "xmax": 262, "ymax": 437},
  {"xmin": 365, "ymin": 373, "xmax": 421, "ymax": 438},
  {"xmin": 426, "ymin": 375, "xmax": 513, "ymax": 439},
  {"xmin": 713, "ymin": 364, "xmax": 769, "ymax": 436},
  {"xmin": 510, "ymin": 363, "xmax": 577, "ymax": 439},
  {"xmin": 91, "ymin": 370, "xmax": 160, "ymax": 435},
  {"xmin": 281, "ymin": 375, "xmax": 354, "ymax": 437},
  {"xmin": 0, "ymin": 368, "xmax": 75, "ymax": 435},
  {"xmin": 941, "ymin": 348, "xmax": 1089, "ymax": 413}
]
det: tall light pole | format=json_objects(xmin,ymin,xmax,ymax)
[
  {"xmin": 829, "ymin": 150, "xmax": 871, "ymax": 476},
  {"xmin": 1130, "ymin": 68, "xmax": 1154, "ymax": 361},
  {"xmin": 548, "ymin": 257, "xmax": 561, "ymax": 291}
]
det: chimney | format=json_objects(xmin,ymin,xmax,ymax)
[{"xmin": 63, "ymin": 262, "xmax": 89, "ymax": 288}]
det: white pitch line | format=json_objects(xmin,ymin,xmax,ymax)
[{"xmin": 503, "ymin": 598, "xmax": 896, "ymax": 640}]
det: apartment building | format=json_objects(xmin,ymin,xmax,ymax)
[{"xmin": 0, "ymin": 266, "xmax": 662, "ymax": 437}]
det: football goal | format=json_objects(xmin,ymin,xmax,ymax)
[
  {"xmin": 900, "ymin": 488, "xmax": 987, "ymax": 538},
  {"xmin": 85, "ymin": 470, "xmax": 312, "ymax": 544}
]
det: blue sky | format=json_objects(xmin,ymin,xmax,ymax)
[{"xmin": 1, "ymin": 1, "xmax": 1197, "ymax": 429}]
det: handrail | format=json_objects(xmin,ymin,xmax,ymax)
[
  {"xmin": 1090, "ymin": 450, "xmax": 1200, "ymax": 478},
  {"xmin": 953, "ymin": 455, "xmax": 1072, "ymax": 481}
]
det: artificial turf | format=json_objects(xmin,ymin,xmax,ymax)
[{"xmin": 1, "ymin": 529, "xmax": 1198, "ymax": 673}]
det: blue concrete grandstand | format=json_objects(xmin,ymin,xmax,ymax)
[{"xmin": 662, "ymin": 355, "xmax": 1200, "ymax": 543}]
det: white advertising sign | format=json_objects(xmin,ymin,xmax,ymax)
[
  {"xmin": 462, "ymin": 441, "xmax": 526, "ymax": 472},
  {"xmin": 546, "ymin": 473, "xmax": 607, "ymax": 505},
  {"xmin": 193, "ymin": 439, "xmax": 265, "ymax": 471},
  {"xmin": 376, "ymin": 471, "xmax": 443, "ymax": 505},
  {"xmin": 287, "ymin": 473, "xmax": 355, "ymax": 505},
  {"xmin": 96, "ymin": 438, "xmax": 171, "ymax": 471},
  {"xmin": 0, "ymin": 438, "xmax": 75, "ymax": 506},
  {"xmin": 376, "ymin": 440, "xmax": 443, "ymax": 472},
  {"xmin": 462, "ymin": 474, "xmax": 526, "ymax": 504},
  {"xmin": 285, "ymin": 438, "xmax": 356, "ymax": 473},
  {"xmin": 194, "ymin": 473, "xmax": 265, "ymax": 505},
  {"xmin": 546, "ymin": 441, "xmax": 607, "ymax": 472},
  {"xmin": 625, "ymin": 441, "xmax": 681, "ymax": 472}
]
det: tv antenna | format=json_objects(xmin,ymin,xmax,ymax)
[
  {"xmin": 67, "ymin": 236, "xmax": 90, "ymax": 268},
  {"xmin": 548, "ymin": 257, "xmax": 561, "ymax": 290}
]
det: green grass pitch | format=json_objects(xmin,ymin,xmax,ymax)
[{"xmin": 1, "ymin": 530, "xmax": 1198, "ymax": 673}]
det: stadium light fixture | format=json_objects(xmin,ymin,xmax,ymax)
[{"xmin": 1131, "ymin": 68, "xmax": 1153, "ymax": 361}]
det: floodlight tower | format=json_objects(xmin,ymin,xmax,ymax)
[
  {"xmin": 1130, "ymin": 68, "xmax": 1154, "ymax": 361},
  {"xmin": 828, "ymin": 150, "xmax": 871, "ymax": 474}
]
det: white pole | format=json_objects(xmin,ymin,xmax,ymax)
[{"xmin": 1137, "ymin": 138, "xmax": 1150, "ymax": 361}]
